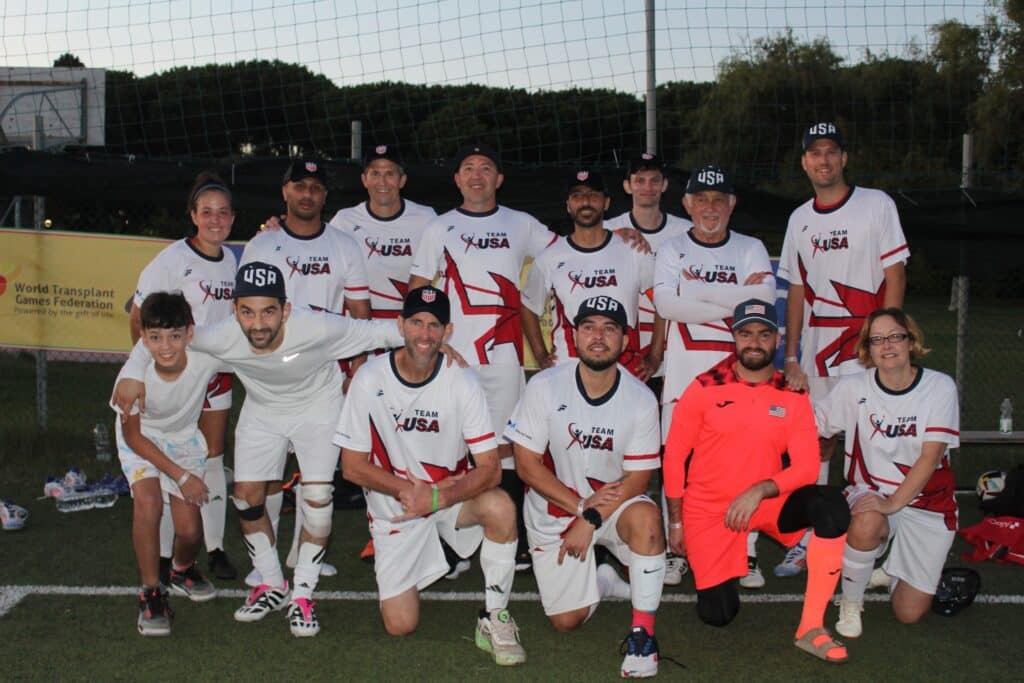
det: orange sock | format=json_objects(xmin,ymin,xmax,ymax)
[{"xmin": 796, "ymin": 532, "xmax": 846, "ymax": 639}]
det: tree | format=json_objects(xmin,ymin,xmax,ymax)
[{"xmin": 53, "ymin": 53, "xmax": 85, "ymax": 68}]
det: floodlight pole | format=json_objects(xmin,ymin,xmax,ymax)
[
  {"xmin": 33, "ymin": 115, "xmax": 48, "ymax": 429},
  {"xmin": 645, "ymin": 0, "xmax": 656, "ymax": 154}
]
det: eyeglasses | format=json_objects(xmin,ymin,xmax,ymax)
[{"xmin": 868, "ymin": 333, "xmax": 910, "ymax": 346}]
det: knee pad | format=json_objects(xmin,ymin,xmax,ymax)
[
  {"xmin": 809, "ymin": 486, "xmax": 851, "ymax": 539},
  {"xmin": 300, "ymin": 483, "xmax": 334, "ymax": 538},
  {"xmin": 696, "ymin": 581, "xmax": 739, "ymax": 627},
  {"xmin": 232, "ymin": 497, "xmax": 265, "ymax": 522}
]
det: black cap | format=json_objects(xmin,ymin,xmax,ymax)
[
  {"xmin": 567, "ymin": 169, "xmax": 608, "ymax": 194},
  {"xmin": 685, "ymin": 165, "xmax": 735, "ymax": 194},
  {"xmin": 731, "ymin": 299, "xmax": 778, "ymax": 331},
  {"xmin": 363, "ymin": 144, "xmax": 403, "ymax": 169},
  {"xmin": 452, "ymin": 143, "xmax": 502, "ymax": 173},
  {"xmin": 402, "ymin": 286, "xmax": 450, "ymax": 325},
  {"xmin": 626, "ymin": 152, "xmax": 666, "ymax": 176},
  {"xmin": 235, "ymin": 262, "xmax": 287, "ymax": 300},
  {"xmin": 282, "ymin": 159, "xmax": 328, "ymax": 186},
  {"xmin": 802, "ymin": 122, "xmax": 845, "ymax": 151},
  {"xmin": 573, "ymin": 295, "xmax": 628, "ymax": 330}
]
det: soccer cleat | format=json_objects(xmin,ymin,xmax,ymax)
[
  {"xmin": 43, "ymin": 476, "xmax": 66, "ymax": 498},
  {"xmin": 234, "ymin": 581, "xmax": 291, "ymax": 622},
  {"xmin": 774, "ymin": 542, "xmax": 808, "ymax": 577},
  {"xmin": 287, "ymin": 598, "xmax": 321, "ymax": 637},
  {"xmin": 168, "ymin": 563, "xmax": 216, "ymax": 602},
  {"xmin": 663, "ymin": 553, "xmax": 688, "ymax": 586},
  {"xmin": 359, "ymin": 538, "xmax": 375, "ymax": 564},
  {"xmin": 207, "ymin": 548, "xmax": 238, "ymax": 581},
  {"xmin": 867, "ymin": 567, "xmax": 891, "ymax": 590},
  {"xmin": 514, "ymin": 551, "xmax": 532, "ymax": 572},
  {"xmin": 739, "ymin": 556, "xmax": 766, "ymax": 589},
  {"xmin": 835, "ymin": 598, "xmax": 863, "ymax": 638},
  {"xmin": 1, "ymin": 500, "xmax": 28, "ymax": 531},
  {"xmin": 137, "ymin": 587, "xmax": 172, "ymax": 636},
  {"xmin": 475, "ymin": 608, "xmax": 526, "ymax": 666},
  {"xmin": 445, "ymin": 559, "xmax": 471, "ymax": 580},
  {"xmin": 620, "ymin": 626, "xmax": 659, "ymax": 678}
]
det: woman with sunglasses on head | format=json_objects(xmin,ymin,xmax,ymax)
[{"xmin": 813, "ymin": 308, "xmax": 959, "ymax": 639}]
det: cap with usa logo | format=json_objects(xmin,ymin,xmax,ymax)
[
  {"xmin": 235, "ymin": 262, "xmax": 287, "ymax": 300},
  {"xmin": 685, "ymin": 165, "xmax": 734, "ymax": 195},
  {"xmin": 573, "ymin": 295, "xmax": 628, "ymax": 330},
  {"xmin": 282, "ymin": 158, "xmax": 328, "ymax": 186},
  {"xmin": 363, "ymin": 144, "xmax": 403, "ymax": 169},
  {"xmin": 802, "ymin": 121, "xmax": 845, "ymax": 151},
  {"xmin": 626, "ymin": 152, "xmax": 666, "ymax": 176},
  {"xmin": 566, "ymin": 169, "xmax": 608, "ymax": 194},
  {"xmin": 402, "ymin": 285, "xmax": 450, "ymax": 325},
  {"xmin": 731, "ymin": 298, "xmax": 778, "ymax": 331}
]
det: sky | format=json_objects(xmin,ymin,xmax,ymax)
[{"xmin": 1, "ymin": 0, "xmax": 994, "ymax": 95}]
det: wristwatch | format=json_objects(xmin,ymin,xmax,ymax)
[{"xmin": 581, "ymin": 507, "xmax": 603, "ymax": 530}]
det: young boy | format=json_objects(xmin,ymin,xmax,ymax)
[{"xmin": 111, "ymin": 291, "xmax": 225, "ymax": 636}]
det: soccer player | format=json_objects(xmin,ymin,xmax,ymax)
[
  {"xmin": 507, "ymin": 295, "xmax": 665, "ymax": 678},
  {"xmin": 814, "ymin": 309, "xmax": 958, "ymax": 638},
  {"xmin": 129, "ymin": 171, "xmax": 238, "ymax": 582},
  {"xmin": 114, "ymin": 262, "xmax": 404, "ymax": 637},
  {"xmin": 775, "ymin": 121, "xmax": 909, "ymax": 577},
  {"xmin": 113, "ymin": 292, "xmax": 222, "ymax": 635},
  {"xmin": 336, "ymin": 286, "xmax": 526, "ymax": 666},
  {"xmin": 522, "ymin": 170, "xmax": 658, "ymax": 380},
  {"xmin": 664, "ymin": 299, "xmax": 851, "ymax": 664},
  {"xmin": 652, "ymin": 165, "xmax": 775, "ymax": 588}
]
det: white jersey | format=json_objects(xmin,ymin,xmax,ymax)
[
  {"xmin": 522, "ymin": 231, "xmax": 654, "ymax": 376},
  {"xmin": 333, "ymin": 352, "xmax": 498, "ymax": 531},
  {"xmin": 240, "ymin": 222, "xmax": 369, "ymax": 315},
  {"xmin": 120, "ymin": 311, "xmax": 402, "ymax": 414},
  {"xmin": 653, "ymin": 229, "xmax": 775, "ymax": 404},
  {"xmin": 111, "ymin": 349, "xmax": 226, "ymax": 441},
  {"xmin": 778, "ymin": 186, "xmax": 910, "ymax": 378},
  {"xmin": 133, "ymin": 239, "xmax": 236, "ymax": 325},
  {"xmin": 504, "ymin": 360, "xmax": 660, "ymax": 542},
  {"xmin": 328, "ymin": 199, "xmax": 437, "ymax": 319},
  {"xmin": 409, "ymin": 206, "xmax": 555, "ymax": 366},
  {"xmin": 815, "ymin": 367, "xmax": 959, "ymax": 529},
  {"xmin": 604, "ymin": 211, "xmax": 692, "ymax": 376}
]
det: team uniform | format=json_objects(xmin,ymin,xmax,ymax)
[
  {"xmin": 328, "ymin": 199, "xmax": 437, "ymax": 318},
  {"xmin": 133, "ymin": 239, "xmax": 237, "ymax": 410},
  {"xmin": 504, "ymin": 360, "xmax": 661, "ymax": 614},
  {"xmin": 333, "ymin": 353, "xmax": 496, "ymax": 599},
  {"xmin": 522, "ymin": 231, "xmax": 654, "ymax": 377},
  {"xmin": 604, "ymin": 211, "xmax": 692, "ymax": 376},
  {"xmin": 814, "ymin": 367, "xmax": 959, "ymax": 593}
]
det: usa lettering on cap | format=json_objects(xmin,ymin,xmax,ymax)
[
  {"xmin": 585, "ymin": 296, "xmax": 619, "ymax": 312},
  {"xmin": 243, "ymin": 266, "xmax": 279, "ymax": 287},
  {"xmin": 809, "ymin": 122, "xmax": 837, "ymax": 135},
  {"xmin": 697, "ymin": 169, "xmax": 725, "ymax": 185}
]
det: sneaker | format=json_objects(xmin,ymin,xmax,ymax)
[
  {"xmin": 514, "ymin": 551, "xmax": 532, "ymax": 572},
  {"xmin": 774, "ymin": 542, "xmax": 807, "ymax": 577},
  {"xmin": 835, "ymin": 598, "xmax": 863, "ymax": 638},
  {"xmin": 159, "ymin": 557, "xmax": 172, "ymax": 588},
  {"xmin": 663, "ymin": 554, "xmax": 688, "ymax": 586},
  {"xmin": 207, "ymin": 548, "xmax": 237, "ymax": 581},
  {"xmin": 867, "ymin": 567, "xmax": 891, "ymax": 590},
  {"xmin": 168, "ymin": 563, "xmax": 217, "ymax": 602},
  {"xmin": 359, "ymin": 538, "xmax": 375, "ymax": 564},
  {"xmin": 475, "ymin": 608, "xmax": 526, "ymax": 666},
  {"xmin": 1, "ymin": 500, "xmax": 28, "ymax": 531},
  {"xmin": 620, "ymin": 626, "xmax": 659, "ymax": 678},
  {"xmin": 597, "ymin": 562, "xmax": 631, "ymax": 600},
  {"xmin": 287, "ymin": 598, "xmax": 320, "ymax": 637},
  {"xmin": 739, "ymin": 556, "xmax": 765, "ymax": 589},
  {"xmin": 234, "ymin": 582, "xmax": 291, "ymax": 622},
  {"xmin": 445, "ymin": 559, "xmax": 471, "ymax": 580},
  {"xmin": 137, "ymin": 587, "xmax": 172, "ymax": 636}
]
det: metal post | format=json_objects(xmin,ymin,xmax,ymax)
[
  {"xmin": 33, "ymin": 116, "xmax": 48, "ymax": 429},
  {"xmin": 644, "ymin": 0, "xmax": 657, "ymax": 154},
  {"xmin": 14, "ymin": 196, "xmax": 21, "ymax": 227},
  {"xmin": 351, "ymin": 120, "xmax": 362, "ymax": 162},
  {"xmin": 960, "ymin": 133, "xmax": 974, "ymax": 190}
]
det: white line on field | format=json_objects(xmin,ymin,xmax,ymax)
[{"xmin": 1, "ymin": 584, "xmax": 1021, "ymax": 618}]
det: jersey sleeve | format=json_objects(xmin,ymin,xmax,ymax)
[
  {"xmin": 133, "ymin": 253, "xmax": 174, "ymax": 308},
  {"xmin": 923, "ymin": 374, "xmax": 960, "ymax": 448},
  {"xmin": 770, "ymin": 393, "xmax": 821, "ymax": 495},
  {"xmin": 338, "ymin": 232, "xmax": 371, "ymax": 302},
  {"xmin": 333, "ymin": 370, "xmax": 372, "ymax": 451},
  {"xmin": 662, "ymin": 379, "xmax": 704, "ymax": 497},
  {"xmin": 408, "ymin": 219, "xmax": 444, "ymax": 281},
  {"xmin": 238, "ymin": 233, "xmax": 272, "ymax": 268},
  {"xmin": 459, "ymin": 370, "xmax": 499, "ymax": 455},
  {"xmin": 503, "ymin": 373, "xmax": 551, "ymax": 454},
  {"xmin": 652, "ymin": 246, "xmax": 733, "ymax": 323},
  {"xmin": 877, "ymin": 192, "xmax": 910, "ymax": 268},
  {"xmin": 521, "ymin": 252, "xmax": 552, "ymax": 316},
  {"xmin": 188, "ymin": 317, "xmax": 238, "ymax": 358},
  {"xmin": 110, "ymin": 349, "xmax": 150, "ymax": 416},
  {"xmin": 635, "ymin": 248, "xmax": 655, "ymax": 294},
  {"xmin": 776, "ymin": 222, "xmax": 801, "ymax": 286},
  {"xmin": 526, "ymin": 214, "xmax": 556, "ymax": 259},
  {"xmin": 623, "ymin": 388, "xmax": 661, "ymax": 471},
  {"xmin": 319, "ymin": 315, "xmax": 404, "ymax": 361}
]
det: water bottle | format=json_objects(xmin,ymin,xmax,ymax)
[
  {"xmin": 93, "ymin": 423, "xmax": 112, "ymax": 462},
  {"xmin": 999, "ymin": 398, "xmax": 1013, "ymax": 434}
]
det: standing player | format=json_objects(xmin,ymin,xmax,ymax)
[
  {"xmin": 336, "ymin": 286, "xmax": 526, "ymax": 666},
  {"xmin": 815, "ymin": 309, "xmax": 958, "ymax": 638},
  {"xmin": 130, "ymin": 171, "xmax": 238, "ymax": 582},
  {"xmin": 776, "ymin": 122, "xmax": 909, "ymax": 577},
  {"xmin": 653, "ymin": 165, "xmax": 775, "ymax": 588},
  {"xmin": 507, "ymin": 296, "xmax": 665, "ymax": 678},
  {"xmin": 664, "ymin": 300, "xmax": 851, "ymax": 664},
  {"xmin": 522, "ymin": 170, "xmax": 658, "ymax": 380}
]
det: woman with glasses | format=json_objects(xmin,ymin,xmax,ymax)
[{"xmin": 813, "ymin": 308, "xmax": 959, "ymax": 639}]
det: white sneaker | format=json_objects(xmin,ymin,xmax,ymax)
[
  {"xmin": 620, "ymin": 626, "xmax": 659, "ymax": 678},
  {"xmin": 287, "ymin": 597, "xmax": 320, "ymax": 637},
  {"xmin": 597, "ymin": 562, "xmax": 632, "ymax": 600},
  {"xmin": 835, "ymin": 598, "xmax": 863, "ymax": 638},
  {"xmin": 739, "ymin": 556, "xmax": 765, "ymax": 589},
  {"xmin": 234, "ymin": 582, "xmax": 291, "ymax": 622},
  {"xmin": 663, "ymin": 554, "xmax": 688, "ymax": 586},
  {"xmin": 773, "ymin": 542, "xmax": 807, "ymax": 577},
  {"xmin": 867, "ymin": 567, "xmax": 891, "ymax": 590},
  {"xmin": 475, "ymin": 608, "xmax": 526, "ymax": 666}
]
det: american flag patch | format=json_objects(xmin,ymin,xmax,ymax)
[{"xmin": 768, "ymin": 405, "xmax": 786, "ymax": 418}]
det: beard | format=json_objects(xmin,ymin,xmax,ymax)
[
  {"xmin": 245, "ymin": 324, "xmax": 280, "ymax": 349},
  {"xmin": 572, "ymin": 206, "xmax": 604, "ymax": 228},
  {"xmin": 738, "ymin": 345, "xmax": 775, "ymax": 371},
  {"xmin": 579, "ymin": 346, "xmax": 619, "ymax": 371}
]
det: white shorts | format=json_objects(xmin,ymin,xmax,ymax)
[
  {"xmin": 529, "ymin": 494, "xmax": 655, "ymax": 616},
  {"xmin": 233, "ymin": 395, "xmax": 342, "ymax": 483},
  {"xmin": 808, "ymin": 375, "xmax": 841, "ymax": 404},
  {"xmin": 372, "ymin": 502, "xmax": 484, "ymax": 601},
  {"xmin": 203, "ymin": 372, "xmax": 233, "ymax": 412},
  {"xmin": 474, "ymin": 363, "xmax": 525, "ymax": 459},
  {"xmin": 845, "ymin": 484, "xmax": 955, "ymax": 595},
  {"xmin": 115, "ymin": 422, "xmax": 207, "ymax": 501}
]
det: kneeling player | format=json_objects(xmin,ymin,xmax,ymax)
[
  {"xmin": 664, "ymin": 300, "xmax": 851, "ymax": 663},
  {"xmin": 507, "ymin": 296, "xmax": 665, "ymax": 678},
  {"xmin": 336, "ymin": 287, "xmax": 526, "ymax": 666},
  {"xmin": 111, "ymin": 292, "xmax": 222, "ymax": 635}
]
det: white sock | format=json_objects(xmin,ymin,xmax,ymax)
[
  {"xmin": 159, "ymin": 499, "xmax": 174, "ymax": 558},
  {"xmin": 266, "ymin": 491, "xmax": 283, "ymax": 540},
  {"xmin": 841, "ymin": 545, "xmax": 879, "ymax": 604},
  {"xmin": 480, "ymin": 538, "xmax": 516, "ymax": 612},
  {"xmin": 630, "ymin": 552, "xmax": 666, "ymax": 612},
  {"xmin": 245, "ymin": 530, "xmax": 285, "ymax": 589},
  {"xmin": 202, "ymin": 455, "xmax": 227, "ymax": 551},
  {"xmin": 292, "ymin": 541, "xmax": 325, "ymax": 601},
  {"xmin": 746, "ymin": 531, "xmax": 759, "ymax": 558}
]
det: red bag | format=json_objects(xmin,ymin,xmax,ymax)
[{"xmin": 959, "ymin": 516, "xmax": 1024, "ymax": 566}]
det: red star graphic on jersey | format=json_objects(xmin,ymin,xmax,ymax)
[
  {"xmin": 894, "ymin": 461, "xmax": 958, "ymax": 530},
  {"xmin": 371, "ymin": 278, "xmax": 410, "ymax": 319},
  {"xmin": 370, "ymin": 417, "xmax": 402, "ymax": 477},
  {"xmin": 419, "ymin": 456, "xmax": 470, "ymax": 483},
  {"xmin": 844, "ymin": 425, "xmax": 877, "ymax": 489},
  {"xmin": 442, "ymin": 249, "xmax": 523, "ymax": 364}
]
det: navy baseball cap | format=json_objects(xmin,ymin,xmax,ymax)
[
  {"xmin": 802, "ymin": 122, "xmax": 845, "ymax": 151},
  {"xmin": 363, "ymin": 144, "xmax": 403, "ymax": 169},
  {"xmin": 402, "ymin": 286, "xmax": 450, "ymax": 325},
  {"xmin": 574, "ymin": 295, "xmax": 628, "ymax": 330},
  {"xmin": 452, "ymin": 143, "xmax": 502, "ymax": 173},
  {"xmin": 235, "ymin": 262, "xmax": 287, "ymax": 300},
  {"xmin": 567, "ymin": 169, "xmax": 608, "ymax": 194},
  {"xmin": 685, "ymin": 165, "xmax": 735, "ymax": 195},
  {"xmin": 282, "ymin": 158, "xmax": 328, "ymax": 186},
  {"xmin": 626, "ymin": 152, "xmax": 666, "ymax": 176},
  {"xmin": 731, "ymin": 299, "xmax": 778, "ymax": 331}
]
